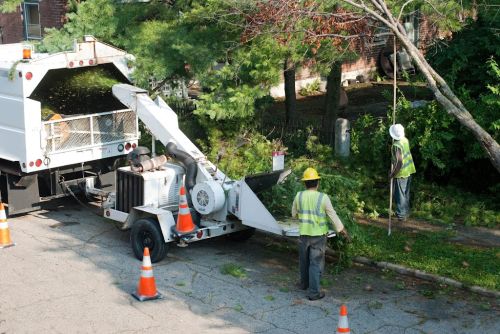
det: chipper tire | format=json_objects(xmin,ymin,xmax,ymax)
[{"xmin": 131, "ymin": 218, "xmax": 168, "ymax": 263}]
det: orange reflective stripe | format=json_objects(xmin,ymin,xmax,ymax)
[{"xmin": 337, "ymin": 328, "xmax": 350, "ymax": 333}]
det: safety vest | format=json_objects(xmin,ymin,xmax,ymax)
[
  {"xmin": 295, "ymin": 190, "xmax": 330, "ymax": 236},
  {"xmin": 392, "ymin": 137, "xmax": 416, "ymax": 178}
]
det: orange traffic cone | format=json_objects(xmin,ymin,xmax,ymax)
[
  {"xmin": 173, "ymin": 185, "xmax": 197, "ymax": 235},
  {"xmin": 337, "ymin": 304, "xmax": 350, "ymax": 333},
  {"xmin": 0, "ymin": 203, "xmax": 15, "ymax": 249},
  {"xmin": 132, "ymin": 247, "xmax": 161, "ymax": 301}
]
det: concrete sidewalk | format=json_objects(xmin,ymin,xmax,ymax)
[{"xmin": 1, "ymin": 201, "xmax": 498, "ymax": 333}]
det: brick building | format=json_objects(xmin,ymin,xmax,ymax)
[
  {"xmin": 0, "ymin": 0, "xmax": 67, "ymax": 44},
  {"xmin": 270, "ymin": 13, "xmax": 438, "ymax": 97}
]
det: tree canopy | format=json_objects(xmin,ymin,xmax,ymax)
[{"xmin": 16, "ymin": 0, "xmax": 500, "ymax": 171}]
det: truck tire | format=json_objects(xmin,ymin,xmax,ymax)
[
  {"xmin": 228, "ymin": 227, "xmax": 256, "ymax": 242},
  {"xmin": 130, "ymin": 218, "xmax": 168, "ymax": 263}
]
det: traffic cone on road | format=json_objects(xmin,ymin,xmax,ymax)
[
  {"xmin": 0, "ymin": 202, "xmax": 15, "ymax": 249},
  {"xmin": 337, "ymin": 304, "xmax": 350, "ymax": 334},
  {"xmin": 132, "ymin": 247, "xmax": 161, "ymax": 301},
  {"xmin": 173, "ymin": 185, "xmax": 196, "ymax": 235}
]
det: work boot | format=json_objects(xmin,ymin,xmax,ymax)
[{"xmin": 307, "ymin": 292, "xmax": 325, "ymax": 301}]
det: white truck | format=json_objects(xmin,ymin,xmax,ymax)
[
  {"xmin": 0, "ymin": 36, "xmax": 138, "ymax": 214},
  {"xmin": 0, "ymin": 36, "xmax": 331, "ymax": 262}
]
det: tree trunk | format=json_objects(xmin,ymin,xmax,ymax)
[
  {"xmin": 342, "ymin": 0, "xmax": 500, "ymax": 173},
  {"xmin": 284, "ymin": 58, "xmax": 297, "ymax": 125},
  {"xmin": 323, "ymin": 61, "xmax": 342, "ymax": 145}
]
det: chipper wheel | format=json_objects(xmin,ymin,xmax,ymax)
[{"xmin": 130, "ymin": 218, "xmax": 168, "ymax": 263}]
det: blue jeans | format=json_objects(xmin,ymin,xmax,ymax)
[
  {"xmin": 299, "ymin": 235, "xmax": 326, "ymax": 297},
  {"xmin": 393, "ymin": 176, "xmax": 412, "ymax": 219}
]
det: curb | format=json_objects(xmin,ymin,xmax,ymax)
[{"xmin": 352, "ymin": 256, "xmax": 500, "ymax": 299}]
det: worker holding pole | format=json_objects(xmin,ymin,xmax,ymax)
[
  {"xmin": 388, "ymin": 124, "xmax": 416, "ymax": 221},
  {"xmin": 292, "ymin": 167, "xmax": 350, "ymax": 301}
]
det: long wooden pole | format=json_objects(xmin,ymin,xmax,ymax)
[{"xmin": 388, "ymin": 35, "xmax": 397, "ymax": 236}]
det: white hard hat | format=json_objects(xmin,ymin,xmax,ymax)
[{"xmin": 389, "ymin": 124, "xmax": 405, "ymax": 140}]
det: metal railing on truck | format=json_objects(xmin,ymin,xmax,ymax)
[{"xmin": 42, "ymin": 109, "xmax": 138, "ymax": 153}]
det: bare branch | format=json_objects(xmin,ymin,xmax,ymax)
[{"xmin": 397, "ymin": 0, "xmax": 416, "ymax": 22}]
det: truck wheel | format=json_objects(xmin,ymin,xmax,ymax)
[
  {"xmin": 228, "ymin": 227, "xmax": 256, "ymax": 242},
  {"xmin": 130, "ymin": 218, "xmax": 168, "ymax": 263}
]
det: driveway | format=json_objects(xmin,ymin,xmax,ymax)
[{"xmin": 1, "ymin": 200, "xmax": 498, "ymax": 333}]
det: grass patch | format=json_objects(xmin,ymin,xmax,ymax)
[
  {"xmin": 220, "ymin": 263, "xmax": 247, "ymax": 279},
  {"xmin": 351, "ymin": 224, "xmax": 500, "ymax": 290}
]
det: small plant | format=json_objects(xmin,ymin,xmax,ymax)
[
  {"xmin": 299, "ymin": 79, "xmax": 321, "ymax": 96},
  {"xmin": 220, "ymin": 263, "xmax": 247, "ymax": 279},
  {"xmin": 320, "ymin": 278, "xmax": 333, "ymax": 288},
  {"xmin": 264, "ymin": 295, "xmax": 275, "ymax": 301},
  {"xmin": 419, "ymin": 289, "xmax": 435, "ymax": 299}
]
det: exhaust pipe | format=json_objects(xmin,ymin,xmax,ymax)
[{"xmin": 165, "ymin": 142, "xmax": 197, "ymax": 193}]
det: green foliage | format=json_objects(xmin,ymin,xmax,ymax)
[
  {"xmin": 429, "ymin": 11, "xmax": 500, "ymax": 97},
  {"xmin": 412, "ymin": 182, "xmax": 500, "ymax": 228},
  {"xmin": 350, "ymin": 114, "xmax": 389, "ymax": 172},
  {"xmin": 264, "ymin": 295, "xmax": 275, "ymax": 301},
  {"xmin": 399, "ymin": 99, "xmax": 459, "ymax": 172},
  {"xmin": 220, "ymin": 263, "xmax": 247, "ymax": 279},
  {"xmin": 205, "ymin": 128, "xmax": 279, "ymax": 179},
  {"xmin": 299, "ymin": 79, "xmax": 321, "ymax": 96},
  {"xmin": 39, "ymin": 0, "xmax": 118, "ymax": 53},
  {"xmin": 30, "ymin": 67, "xmax": 121, "ymax": 116},
  {"xmin": 7, "ymin": 60, "xmax": 21, "ymax": 81},
  {"xmin": 195, "ymin": 37, "xmax": 285, "ymax": 120},
  {"xmin": 394, "ymin": 58, "xmax": 500, "ymax": 178},
  {"xmin": 0, "ymin": 0, "xmax": 21, "ymax": 13}
]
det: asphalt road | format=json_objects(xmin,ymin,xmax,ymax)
[{"xmin": 1, "ymin": 200, "xmax": 498, "ymax": 333}]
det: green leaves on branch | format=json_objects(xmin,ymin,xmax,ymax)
[
  {"xmin": 39, "ymin": 0, "xmax": 118, "ymax": 53},
  {"xmin": 195, "ymin": 37, "xmax": 284, "ymax": 120},
  {"xmin": 0, "ymin": 0, "xmax": 21, "ymax": 13}
]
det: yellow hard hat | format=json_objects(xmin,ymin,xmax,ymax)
[{"xmin": 301, "ymin": 167, "xmax": 320, "ymax": 181}]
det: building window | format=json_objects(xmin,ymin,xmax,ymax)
[
  {"xmin": 403, "ymin": 11, "xmax": 420, "ymax": 47},
  {"xmin": 23, "ymin": 1, "xmax": 41, "ymax": 40}
]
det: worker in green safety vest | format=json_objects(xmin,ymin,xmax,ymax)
[
  {"xmin": 292, "ymin": 167, "xmax": 351, "ymax": 301},
  {"xmin": 389, "ymin": 124, "xmax": 416, "ymax": 221}
]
